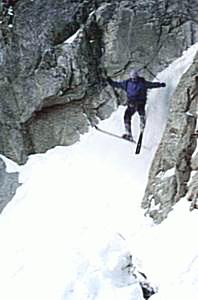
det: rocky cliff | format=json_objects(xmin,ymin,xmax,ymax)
[
  {"xmin": 0, "ymin": 0, "xmax": 198, "ymax": 214},
  {"xmin": 0, "ymin": 157, "xmax": 19, "ymax": 213},
  {"xmin": 142, "ymin": 56, "xmax": 198, "ymax": 223},
  {"xmin": 0, "ymin": 0, "xmax": 197, "ymax": 164}
]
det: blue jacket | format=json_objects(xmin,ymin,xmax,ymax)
[{"xmin": 108, "ymin": 77, "xmax": 163, "ymax": 103}]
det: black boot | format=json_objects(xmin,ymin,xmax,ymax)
[{"xmin": 123, "ymin": 122, "xmax": 134, "ymax": 140}]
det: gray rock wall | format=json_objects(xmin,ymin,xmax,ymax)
[
  {"xmin": 142, "ymin": 55, "xmax": 198, "ymax": 223},
  {"xmin": 0, "ymin": 158, "xmax": 19, "ymax": 213},
  {"xmin": 0, "ymin": 0, "xmax": 197, "ymax": 164}
]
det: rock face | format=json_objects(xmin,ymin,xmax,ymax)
[
  {"xmin": 0, "ymin": 158, "xmax": 19, "ymax": 213},
  {"xmin": 0, "ymin": 0, "xmax": 197, "ymax": 164},
  {"xmin": 188, "ymin": 152, "xmax": 198, "ymax": 210},
  {"xmin": 142, "ymin": 54, "xmax": 198, "ymax": 223}
]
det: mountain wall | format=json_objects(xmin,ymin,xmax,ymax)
[
  {"xmin": 142, "ymin": 55, "xmax": 198, "ymax": 223},
  {"xmin": 0, "ymin": 0, "xmax": 197, "ymax": 164},
  {"xmin": 0, "ymin": 158, "xmax": 19, "ymax": 213},
  {"xmin": 0, "ymin": 0, "xmax": 198, "ymax": 213}
]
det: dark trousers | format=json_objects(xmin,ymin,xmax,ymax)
[{"xmin": 124, "ymin": 102, "xmax": 146, "ymax": 134}]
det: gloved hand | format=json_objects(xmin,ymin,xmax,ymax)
[{"xmin": 160, "ymin": 82, "xmax": 166, "ymax": 87}]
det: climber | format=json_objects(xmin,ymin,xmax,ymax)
[{"xmin": 107, "ymin": 69, "xmax": 166, "ymax": 141}]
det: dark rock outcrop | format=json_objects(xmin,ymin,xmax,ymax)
[
  {"xmin": 0, "ymin": 158, "xmax": 19, "ymax": 213},
  {"xmin": 142, "ymin": 56, "xmax": 198, "ymax": 223}
]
